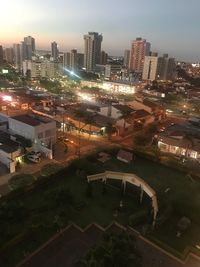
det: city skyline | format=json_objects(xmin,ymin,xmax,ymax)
[{"xmin": 1, "ymin": 0, "xmax": 200, "ymax": 61}]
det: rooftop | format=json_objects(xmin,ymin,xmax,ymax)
[
  {"xmin": 0, "ymin": 131, "xmax": 19, "ymax": 153},
  {"xmin": 143, "ymin": 99, "xmax": 163, "ymax": 109},
  {"xmin": 11, "ymin": 114, "xmax": 50, "ymax": 127},
  {"xmin": 113, "ymin": 104, "xmax": 135, "ymax": 114},
  {"xmin": 158, "ymin": 135, "xmax": 200, "ymax": 151},
  {"xmin": 134, "ymin": 109, "xmax": 150, "ymax": 119}
]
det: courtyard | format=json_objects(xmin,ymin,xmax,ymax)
[{"xmin": 1, "ymin": 150, "xmax": 200, "ymax": 266}]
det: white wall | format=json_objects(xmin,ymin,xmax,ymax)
[
  {"xmin": 0, "ymin": 148, "xmax": 21, "ymax": 173},
  {"xmin": 9, "ymin": 118, "xmax": 35, "ymax": 140},
  {"xmin": 9, "ymin": 117, "xmax": 57, "ymax": 148}
]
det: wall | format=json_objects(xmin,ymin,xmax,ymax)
[
  {"xmin": 9, "ymin": 118, "xmax": 35, "ymax": 140},
  {"xmin": 99, "ymin": 106, "xmax": 121, "ymax": 119}
]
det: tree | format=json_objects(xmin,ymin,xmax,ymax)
[
  {"xmin": 84, "ymin": 114, "xmax": 95, "ymax": 139},
  {"xmin": 86, "ymin": 182, "xmax": 93, "ymax": 198},
  {"xmin": 120, "ymin": 110, "xmax": 132, "ymax": 136},
  {"xmin": 134, "ymin": 134, "xmax": 149, "ymax": 146},
  {"xmin": 73, "ymin": 108, "xmax": 88, "ymax": 158},
  {"xmin": 77, "ymin": 231, "xmax": 142, "ymax": 267},
  {"xmin": 104, "ymin": 122, "xmax": 115, "ymax": 141}
]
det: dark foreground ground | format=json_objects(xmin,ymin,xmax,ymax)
[{"xmin": 18, "ymin": 223, "xmax": 200, "ymax": 267}]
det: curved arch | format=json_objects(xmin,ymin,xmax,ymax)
[{"xmin": 87, "ymin": 171, "xmax": 158, "ymax": 225}]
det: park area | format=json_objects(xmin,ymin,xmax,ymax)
[{"xmin": 1, "ymin": 149, "xmax": 200, "ymax": 266}]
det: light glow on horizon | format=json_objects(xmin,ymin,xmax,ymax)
[{"xmin": 1, "ymin": 0, "xmax": 200, "ymax": 61}]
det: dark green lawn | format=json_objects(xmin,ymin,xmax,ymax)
[{"xmin": 103, "ymin": 156, "xmax": 200, "ymax": 252}]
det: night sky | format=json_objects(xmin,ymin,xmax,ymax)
[{"xmin": 1, "ymin": 0, "xmax": 199, "ymax": 61}]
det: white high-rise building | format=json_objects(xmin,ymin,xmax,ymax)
[
  {"xmin": 84, "ymin": 32, "xmax": 103, "ymax": 72},
  {"xmin": 142, "ymin": 54, "xmax": 159, "ymax": 81},
  {"xmin": 23, "ymin": 59, "xmax": 58, "ymax": 78}
]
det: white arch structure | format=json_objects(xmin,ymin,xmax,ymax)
[{"xmin": 87, "ymin": 171, "xmax": 158, "ymax": 225}]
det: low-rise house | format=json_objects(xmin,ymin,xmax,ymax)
[
  {"xmin": 8, "ymin": 114, "xmax": 56, "ymax": 159},
  {"xmin": 157, "ymin": 134, "xmax": 200, "ymax": 160},
  {"xmin": 127, "ymin": 98, "xmax": 165, "ymax": 120},
  {"xmin": 0, "ymin": 131, "xmax": 22, "ymax": 173},
  {"xmin": 117, "ymin": 149, "xmax": 133, "ymax": 163}
]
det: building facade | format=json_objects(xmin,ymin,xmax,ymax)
[
  {"xmin": 0, "ymin": 45, "xmax": 3, "ymax": 66},
  {"xmin": 23, "ymin": 59, "xmax": 58, "ymax": 78},
  {"xmin": 51, "ymin": 41, "xmax": 59, "ymax": 61},
  {"xmin": 24, "ymin": 36, "xmax": 35, "ymax": 54},
  {"xmin": 142, "ymin": 55, "xmax": 159, "ymax": 81},
  {"xmin": 84, "ymin": 32, "xmax": 103, "ymax": 72},
  {"xmin": 129, "ymin": 37, "xmax": 151, "ymax": 73},
  {"xmin": 4, "ymin": 48, "xmax": 14, "ymax": 63},
  {"xmin": 142, "ymin": 53, "xmax": 176, "ymax": 81},
  {"xmin": 70, "ymin": 49, "xmax": 78, "ymax": 70},
  {"xmin": 124, "ymin": 49, "xmax": 130, "ymax": 68},
  {"xmin": 9, "ymin": 114, "xmax": 57, "ymax": 159}
]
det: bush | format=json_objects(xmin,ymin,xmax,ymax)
[
  {"xmin": 129, "ymin": 209, "xmax": 149, "ymax": 226},
  {"xmin": 134, "ymin": 134, "xmax": 150, "ymax": 146},
  {"xmin": 52, "ymin": 188, "xmax": 74, "ymax": 207},
  {"xmin": 86, "ymin": 182, "xmax": 93, "ymax": 198},
  {"xmin": 9, "ymin": 174, "xmax": 35, "ymax": 190},
  {"xmin": 156, "ymin": 204, "xmax": 173, "ymax": 227},
  {"xmin": 40, "ymin": 163, "xmax": 61, "ymax": 177},
  {"xmin": 71, "ymin": 159, "xmax": 104, "ymax": 175}
]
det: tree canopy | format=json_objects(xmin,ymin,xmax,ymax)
[{"xmin": 77, "ymin": 231, "xmax": 142, "ymax": 267}]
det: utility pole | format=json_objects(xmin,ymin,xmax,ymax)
[{"xmin": 62, "ymin": 111, "xmax": 65, "ymax": 138}]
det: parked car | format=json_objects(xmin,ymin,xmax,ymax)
[
  {"xmin": 27, "ymin": 154, "xmax": 41, "ymax": 163},
  {"xmin": 29, "ymin": 151, "xmax": 42, "ymax": 157}
]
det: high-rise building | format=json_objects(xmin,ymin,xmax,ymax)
[
  {"xmin": 129, "ymin": 37, "xmax": 151, "ymax": 73},
  {"xmin": 70, "ymin": 49, "xmax": 78, "ymax": 70},
  {"xmin": 84, "ymin": 32, "xmax": 103, "ymax": 72},
  {"xmin": 51, "ymin": 42, "xmax": 59, "ymax": 61},
  {"xmin": 142, "ymin": 54, "xmax": 159, "ymax": 81},
  {"xmin": 63, "ymin": 52, "xmax": 70, "ymax": 69},
  {"xmin": 157, "ymin": 54, "xmax": 176, "ymax": 81},
  {"xmin": 77, "ymin": 53, "xmax": 84, "ymax": 69},
  {"xmin": 13, "ymin": 43, "xmax": 22, "ymax": 70},
  {"xmin": 4, "ymin": 48, "xmax": 14, "ymax": 63},
  {"xmin": 24, "ymin": 36, "xmax": 35, "ymax": 55},
  {"xmin": 124, "ymin": 49, "xmax": 130, "ymax": 68},
  {"xmin": 0, "ymin": 45, "xmax": 3, "ymax": 65},
  {"xmin": 100, "ymin": 50, "xmax": 108, "ymax": 65},
  {"xmin": 142, "ymin": 53, "xmax": 176, "ymax": 81}
]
